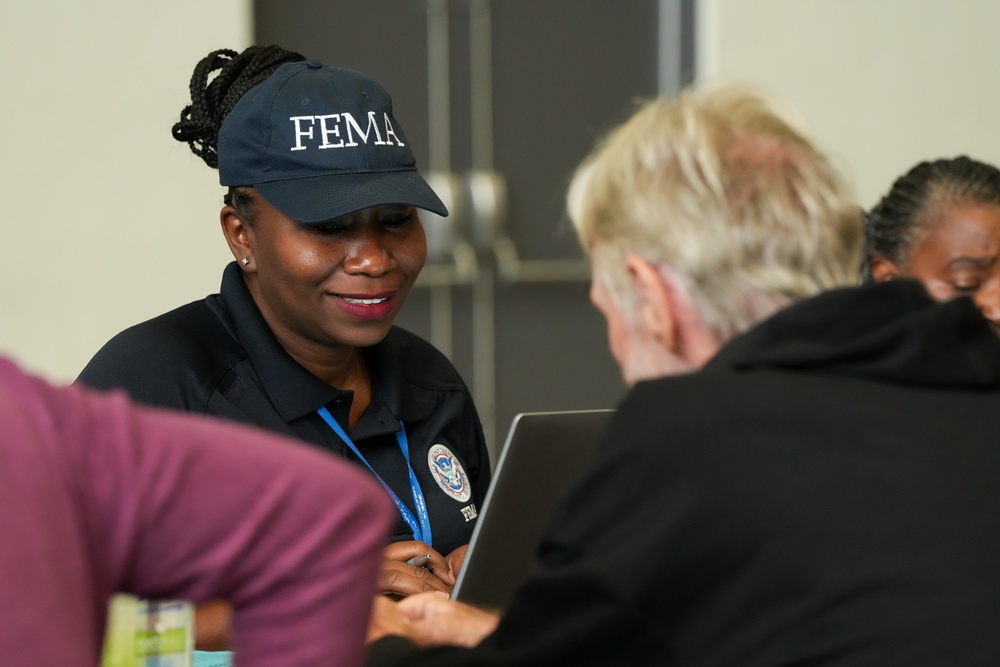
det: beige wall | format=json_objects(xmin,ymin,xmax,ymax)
[
  {"xmin": 699, "ymin": 0, "xmax": 1000, "ymax": 207},
  {"xmin": 0, "ymin": 1, "xmax": 250, "ymax": 382}
]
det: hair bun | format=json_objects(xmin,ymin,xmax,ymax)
[{"xmin": 171, "ymin": 46, "xmax": 304, "ymax": 169}]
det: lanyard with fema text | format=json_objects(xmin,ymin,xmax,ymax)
[{"xmin": 316, "ymin": 406, "xmax": 432, "ymax": 547}]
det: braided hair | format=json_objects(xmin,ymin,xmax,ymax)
[
  {"xmin": 862, "ymin": 156, "xmax": 1000, "ymax": 281},
  {"xmin": 172, "ymin": 45, "xmax": 305, "ymax": 220}
]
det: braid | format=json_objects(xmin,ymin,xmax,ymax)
[
  {"xmin": 933, "ymin": 155, "xmax": 1000, "ymax": 207},
  {"xmin": 171, "ymin": 45, "xmax": 305, "ymax": 169},
  {"xmin": 862, "ymin": 156, "xmax": 1000, "ymax": 281},
  {"xmin": 862, "ymin": 162, "xmax": 936, "ymax": 281}
]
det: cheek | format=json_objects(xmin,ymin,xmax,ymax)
[
  {"xmin": 266, "ymin": 250, "xmax": 326, "ymax": 288},
  {"xmin": 400, "ymin": 227, "xmax": 428, "ymax": 271},
  {"xmin": 293, "ymin": 246, "xmax": 329, "ymax": 271},
  {"xmin": 273, "ymin": 239, "xmax": 343, "ymax": 280},
  {"xmin": 902, "ymin": 242, "xmax": 963, "ymax": 301},
  {"xmin": 608, "ymin": 320, "xmax": 629, "ymax": 368},
  {"xmin": 591, "ymin": 283, "xmax": 623, "ymax": 359},
  {"xmin": 921, "ymin": 281, "xmax": 959, "ymax": 302},
  {"xmin": 600, "ymin": 303, "xmax": 631, "ymax": 367}
]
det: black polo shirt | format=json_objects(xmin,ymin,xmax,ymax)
[{"xmin": 79, "ymin": 262, "xmax": 490, "ymax": 555}]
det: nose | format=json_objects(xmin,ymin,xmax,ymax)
[
  {"xmin": 344, "ymin": 229, "xmax": 397, "ymax": 276},
  {"xmin": 974, "ymin": 279, "xmax": 1000, "ymax": 331}
]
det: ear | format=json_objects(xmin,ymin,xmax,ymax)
[
  {"xmin": 221, "ymin": 205, "xmax": 255, "ymax": 272},
  {"xmin": 869, "ymin": 256, "xmax": 901, "ymax": 283},
  {"xmin": 624, "ymin": 254, "xmax": 680, "ymax": 353}
]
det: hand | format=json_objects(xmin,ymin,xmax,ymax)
[
  {"xmin": 379, "ymin": 540, "xmax": 454, "ymax": 599},
  {"xmin": 396, "ymin": 591, "xmax": 500, "ymax": 648},
  {"xmin": 194, "ymin": 599, "xmax": 232, "ymax": 650},
  {"xmin": 367, "ymin": 594, "xmax": 412, "ymax": 644}
]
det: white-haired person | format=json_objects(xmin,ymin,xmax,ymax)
[{"xmin": 365, "ymin": 83, "xmax": 1000, "ymax": 665}]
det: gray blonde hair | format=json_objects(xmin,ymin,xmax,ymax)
[{"xmin": 567, "ymin": 83, "xmax": 862, "ymax": 342}]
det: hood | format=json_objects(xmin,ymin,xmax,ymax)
[{"xmin": 707, "ymin": 280, "xmax": 1000, "ymax": 389}]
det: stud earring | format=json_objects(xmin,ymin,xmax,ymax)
[{"xmin": 241, "ymin": 257, "xmax": 250, "ymax": 266}]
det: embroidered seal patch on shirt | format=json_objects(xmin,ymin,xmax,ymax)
[{"xmin": 427, "ymin": 444, "xmax": 472, "ymax": 502}]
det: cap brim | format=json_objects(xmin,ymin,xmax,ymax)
[{"xmin": 255, "ymin": 170, "xmax": 449, "ymax": 223}]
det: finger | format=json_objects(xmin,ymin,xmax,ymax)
[
  {"xmin": 422, "ymin": 551, "xmax": 455, "ymax": 587},
  {"xmin": 378, "ymin": 559, "xmax": 453, "ymax": 598},
  {"xmin": 383, "ymin": 541, "xmax": 453, "ymax": 587},
  {"xmin": 383, "ymin": 540, "xmax": 444, "ymax": 564},
  {"xmin": 445, "ymin": 544, "xmax": 469, "ymax": 579}
]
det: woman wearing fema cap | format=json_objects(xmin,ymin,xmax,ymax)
[{"xmin": 78, "ymin": 45, "xmax": 490, "ymax": 654}]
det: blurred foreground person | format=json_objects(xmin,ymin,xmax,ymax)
[
  {"xmin": 0, "ymin": 355, "xmax": 391, "ymax": 667},
  {"xmin": 367, "ymin": 83, "xmax": 1000, "ymax": 665}
]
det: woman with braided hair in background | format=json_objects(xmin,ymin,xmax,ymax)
[
  {"xmin": 864, "ymin": 155, "xmax": 1000, "ymax": 331},
  {"xmin": 79, "ymin": 45, "xmax": 491, "ymax": 659}
]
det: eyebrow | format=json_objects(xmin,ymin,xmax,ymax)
[{"xmin": 946, "ymin": 255, "xmax": 998, "ymax": 271}]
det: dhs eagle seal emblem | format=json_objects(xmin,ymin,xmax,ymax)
[{"xmin": 427, "ymin": 444, "xmax": 472, "ymax": 502}]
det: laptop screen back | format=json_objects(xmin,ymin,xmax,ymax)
[{"xmin": 451, "ymin": 408, "xmax": 614, "ymax": 611}]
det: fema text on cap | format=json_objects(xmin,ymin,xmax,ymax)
[{"xmin": 289, "ymin": 112, "xmax": 405, "ymax": 152}]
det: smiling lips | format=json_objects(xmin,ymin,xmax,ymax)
[{"xmin": 333, "ymin": 292, "xmax": 396, "ymax": 321}]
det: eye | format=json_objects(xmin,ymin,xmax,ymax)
[
  {"xmin": 951, "ymin": 281, "xmax": 982, "ymax": 295},
  {"xmin": 949, "ymin": 271, "xmax": 984, "ymax": 294},
  {"xmin": 308, "ymin": 222, "xmax": 349, "ymax": 235},
  {"xmin": 381, "ymin": 208, "xmax": 416, "ymax": 228}
]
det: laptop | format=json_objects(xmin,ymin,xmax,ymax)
[{"xmin": 451, "ymin": 408, "xmax": 615, "ymax": 611}]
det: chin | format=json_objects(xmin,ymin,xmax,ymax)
[{"xmin": 338, "ymin": 324, "xmax": 395, "ymax": 349}]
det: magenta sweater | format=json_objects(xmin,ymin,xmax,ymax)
[{"xmin": 0, "ymin": 356, "xmax": 392, "ymax": 666}]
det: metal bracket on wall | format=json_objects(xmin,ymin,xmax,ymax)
[{"xmin": 420, "ymin": 167, "xmax": 591, "ymax": 286}]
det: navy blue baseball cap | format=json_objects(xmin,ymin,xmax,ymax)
[{"xmin": 217, "ymin": 59, "xmax": 447, "ymax": 223}]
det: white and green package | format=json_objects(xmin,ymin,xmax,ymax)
[{"xmin": 101, "ymin": 594, "xmax": 193, "ymax": 667}]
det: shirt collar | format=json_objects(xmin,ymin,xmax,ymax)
[{"xmin": 219, "ymin": 262, "xmax": 343, "ymax": 420}]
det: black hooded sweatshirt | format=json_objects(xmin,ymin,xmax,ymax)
[{"xmin": 371, "ymin": 280, "xmax": 1000, "ymax": 667}]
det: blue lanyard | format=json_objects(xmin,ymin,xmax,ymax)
[{"xmin": 316, "ymin": 406, "xmax": 432, "ymax": 547}]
